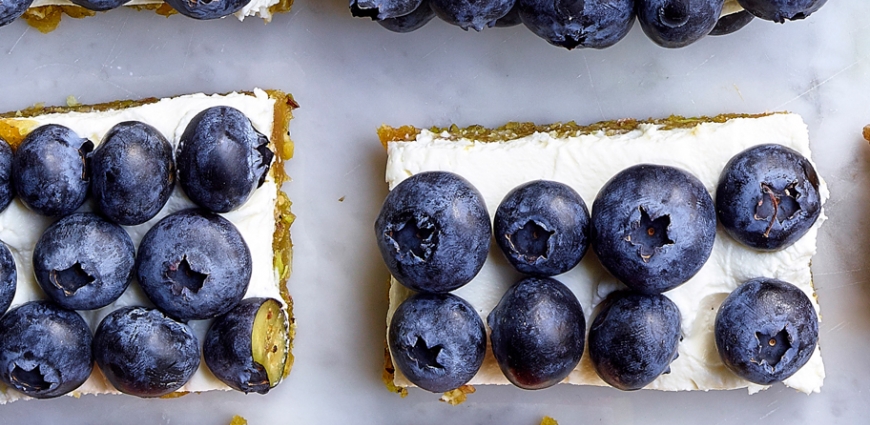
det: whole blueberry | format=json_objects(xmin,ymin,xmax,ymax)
[
  {"xmin": 708, "ymin": 9, "xmax": 753, "ymax": 35},
  {"xmin": 0, "ymin": 301, "xmax": 93, "ymax": 399},
  {"xmin": 33, "ymin": 213, "xmax": 134, "ymax": 311},
  {"xmin": 378, "ymin": 0, "xmax": 435, "ymax": 32},
  {"xmin": 0, "ymin": 241, "xmax": 16, "ymax": 316},
  {"xmin": 494, "ymin": 180, "xmax": 589, "ymax": 276},
  {"xmin": 636, "ymin": 0, "xmax": 723, "ymax": 48},
  {"xmin": 177, "ymin": 106, "xmax": 273, "ymax": 213},
  {"xmin": 136, "ymin": 209, "xmax": 251, "ymax": 321},
  {"xmin": 430, "ymin": 0, "xmax": 515, "ymax": 31},
  {"xmin": 164, "ymin": 0, "xmax": 251, "ymax": 19},
  {"xmin": 375, "ymin": 171, "xmax": 491, "ymax": 293},
  {"xmin": 715, "ymin": 278, "xmax": 818, "ymax": 384},
  {"xmin": 588, "ymin": 291, "xmax": 681, "ymax": 390},
  {"xmin": 716, "ymin": 144, "xmax": 821, "ymax": 251},
  {"xmin": 737, "ymin": 0, "xmax": 826, "ymax": 23},
  {"xmin": 0, "ymin": 0, "xmax": 33, "ymax": 27},
  {"xmin": 591, "ymin": 164, "xmax": 716, "ymax": 294},
  {"xmin": 91, "ymin": 121, "xmax": 175, "ymax": 226},
  {"xmin": 0, "ymin": 137, "xmax": 13, "ymax": 213},
  {"xmin": 389, "ymin": 292, "xmax": 485, "ymax": 393},
  {"xmin": 13, "ymin": 124, "xmax": 93, "ymax": 217},
  {"xmin": 68, "ymin": 0, "xmax": 130, "ymax": 11},
  {"xmin": 351, "ymin": 0, "xmax": 423, "ymax": 20},
  {"xmin": 487, "ymin": 276, "xmax": 585, "ymax": 390},
  {"xmin": 94, "ymin": 306, "xmax": 200, "ymax": 397},
  {"xmin": 518, "ymin": 0, "xmax": 635, "ymax": 49}
]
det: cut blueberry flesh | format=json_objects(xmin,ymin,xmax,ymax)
[
  {"xmin": 68, "ymin": 0, "xmax": 130, "ymax": 11},
  {"xmin": 389, "ymin": 293, "xmax": 485, "ymax": 393},
  {"xmin": 0, "ymin": 241, "xmax": 15, "ymax": 316},
  {"xmin": 351, "ymin": 0, "xmax": 423, "ymax": 20},
  {"xmin": 518, "ymin": 0, "xmax": 635, "ymax": 49},
  {"xmin": 375, "ymin": 171, "xmax": 491, "ymax": 293},
  {"xmin": 94, "ymin": 306, "xmax": 200, "ymax": 397},
  {"xmin": 0, "ymin": 0, "xmax": 33, "ymax": 27},
  {"xmin": 588, "ymin": 291, "xmax": 681, "ymax": 391},
  {"xmin": 716, "ymin": 144, "xmax": 821, "ymax": 251},
  {"xmin": 91, "ymin": 121, "xmax": 175, "ymax": 226},
  {"xmin": 487, "ymin": 276, "xmax": 585, "ymax": 390},
  {"xmin": 637, "ymin": 0, "xmax": 723, "ymax": 48},
  {"xmin": 715, "ymin": 278, "xmax": 818, "ymax": 384},
  {"xmin": 204, "ymin": 298, "xmax": 289, "ymax": 394},
  {"xmin": 494, "ymin": 180, "xmax": 590, "ymax": 276},
  {"xmin": 0, "ymin": 301, "xmax": 93, "ymax": 399},
  {"xmin": 709, "ymin": 9, "xmax": 753, "ymax": 35},
  {"xmin": 12, "ymin": 124, "xmax": 93, "ymax": 217},
  {"xmin": 177, "ymin": 106, "xmax": 273, "ymax": 213},
  {"xmin": 591, "ymin": 164, "xmax": 716, "ymax": 294},
  {"xmin": 136, "ymin": 209, "xmax": 251, "ymax": 321},
  {"xmin": 378, "ymin": 0, "xmax": 435, "ymax": 32},
  {"xmin": 0, "ymin": 137, "xmax": 13, "ymax": 213},
  {"xmin": 164, "ymin": 0, "xmax": 252, "ymax": 19},
  {"xmin": 33, "ymin": 212, "xmax": 135, "ymax": 311},
  {"xmin": 430, "ymin": 0, "xmax": 515, "ymax": 31},
  {"xmin": 737, "ymin": 0, "xmax": 826, "ymax": 23}
]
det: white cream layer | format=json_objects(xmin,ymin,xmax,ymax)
[
  {"xmin": 385, "ymin": 113, "xmax": 827, "ymax": 395},
  {"xmin": 28, "ymin": 0, "xmax": 281, "ymax": 22},
  {"xmin": 0, "ymin": 89, "xmax": 281, "ymax": 403}
]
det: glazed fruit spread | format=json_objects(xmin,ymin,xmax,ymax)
[{"xmin": 384, "ymin": 113, "xmax": 827, "ymax": 394}]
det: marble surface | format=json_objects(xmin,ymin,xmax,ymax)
[{"xmin": 0, "ymin": 1, "xmax": 868, "ymax": 424}]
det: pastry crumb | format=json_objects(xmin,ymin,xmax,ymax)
[
  {"xmin": 229, "ymin": 415, "xmax": 248, "ymax": 425},
  {"xmin": 863, "ymin": 125, "xmax": 870, "ymax": 142},
  {"xmin": 540, "ymin": 416, "xmax": 559, "ymax": 425},
  {"xmin": 439, "ymin": 385, "xmax": 475, "ymax": 405},
  {"xmin": 66, "ymin": 95, "xmax": 79, "ymax": 107}
]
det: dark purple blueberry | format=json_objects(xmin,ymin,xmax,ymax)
[
  {"xmin": 164, "ymin": 0, "xmax": 251, "ymax": 19},
  {"xmin": 0, "ymin": 0, "xmax": 33, "ymax": 27},
  {"xmin": 136, "ymin": 209, "xmax": 251, "ymax": 321},
  {"xmin": 68, "ymin": 0, "xmax": 129, "ymax": 11},
  {"xmin": 430, "ymin": 0, "xmax": 515, "ymax": 31},
  {"xmin": 737, "ymin": 0, "xmax": 826, "ymax": 23},
  {"xmin": 487, "ymin": 276, "xmax": 584, "ymax": 390},
  {"xmin": 716, "ymin": 144, "xmax": 821, "ymax": 251},
  {"xmin": 176, "ymin": 106, "xmax": 273, "ymax": 213},
  {"xmin": 0, "ymin": 301, "xmax": 93, "ymax": 399},
  {"xmin": 708, "ymin": 9, "xmax": 753, "ymax": 35},
  {"xmin": 0, "ymin": 241, "xmax": 15, "ymax": 316},
  {"xmin": 518, "ymin": 0, "xmax": 635, "ymax": 49},
  {"xmin": 378, "ymin": 0, "xmax": 435, "ymax": 32},
  {"xmin": 204, "ymin": 298, "xmax": 290, "ymax": 394},
  {"xmin": 375, "ymin": 171, "xmax": 491, "ymax": 293},
  {"xmin": 636, "ymin": 0, "xmax": 723, "ymax": 48},
  {"xmin": 715, "ymin": 278, "xmax": 818, "ymax": 384},
  {"xmin": 389, "ymin": 292, "xmax": 485, "ymax": 393},
  {"xmin": 588, "ymin": 291, "xmax": 681, "ymax": 390},
  {"xmin": 91, "ymin": 121, "xmax": 175, "ymax": 226},
  {"xmin": 494, "ymin": 180, "xmax": 589, "ymax": 276},
  {"xmin": 0, "ymin": 137, "xmax": 13, "ymax": 213},
  {"xmin": 33, "ymin": 213, "xmax": 134, "ymax": 311},
  {"xmin": 494, "ymin": 2, "xmax": 521, "ymax": 26},
  {"xmin": 351, "ymin": 0, "xmax": 423, "ymax": 20},
  {"xmin": 591, "ymin": 164, "xmax": 716, "ymax": 294},
  {"xmin": 93, "ymin": 306, "xmax": 200, "ymax": 397},
  {"xmin": 12, "ymin": 124, "xmax": 93, "ymax": 217}
]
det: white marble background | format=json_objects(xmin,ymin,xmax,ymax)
[{"xmin": 0, "ymin": 1, "xmax": 868, "ymax": 424}]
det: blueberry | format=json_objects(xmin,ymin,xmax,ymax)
[
  {"xmin": 378, "ymin": 0, "xmax": 435, "ymax": 32},
  {"xmin": 716, "ymin": 144, "xmax": 821, "ymax": 251},
  {"xmin": 588, "ymin": 291, "xmax": 681, "ymax": 390},
  {"xmin": 0, "ymin": 137, "xmax": 13, "ymax": 213},
  {"xmin": 737, "ymin": 0, "xmax": 826, "ymax": 23},
  {"xmin": 375, "ymin": 171, "xmax": 491, "ymax": 293},
  {"xmin": 0, "ymin": 241, "xmax": 15, "ymax": 316},
  {"xmin": 430, "ymin": 0, "xmax": 515, "ymax": 31},
  {"xmin": 487, "ymin": 277, "xmax": 585, "ymax": 390},
  {"xmin": 494, "ymin": 2, "xmax": 521, "ymax": 26},
  {"xmin": 68, "ymin": 0, "xmax": 129, "ymax": 11},
  {"xmin": 0, "ymin": 0, "xmax": 33, "ymax": 27},
  {"xmin": 715, "ymin": 278, "xmax": 818, "ymax": 384},
  {"xmin": 0, "ymin": 301, "xmax": 93, "ymax": 399},
  {"xmin": 591, "ymin": 164, "xmax": 716, "ymax": 294},
  {"xmin": 13, "ymin": 124, "xmax": 93, "ymax": 217},
  {"xmin": 204, "ymin": 298, "xmax": 290, "ymax": 394},
  {"xmin": 91, "ymin": 121, "xmax": 175, "ymax": 226},
  {"xmin": 518, "ymin": 0, "xmax": 635, "ymax": 49},
  {"xmin": 494, "ymin": 180, "xmax": 589, "ymax": 276},
  {"xmin": 93, "ymin": 306, "xmax": 200, "ymax": 397},
  {"xmin": 163, "ymin": 0, "xmax": 251, "ymax": 19},
  {"xmin": 389, "ymin": 292, "xmax": 485, "ymax": 393},
  {"xmin": 351, "ymin": 0, "xmax": 422, "ymax": 20},
  {"xmin": 33, "ymin": 213, "xmax": 134, "ymax": 311},
  {"xmin": 708, "ymin": 9, "xmax": 753, "ymax": 35},
  {"xmin": 136, "ymin": 209, "xmax": 251, "ymax": 321},
  {"xmin": 636, "ymin": 0, "xmax": 723, "ymax": 48},
  {"xmin": 177, "ymin": 106, "xmax": 273, "ymax": 213}
]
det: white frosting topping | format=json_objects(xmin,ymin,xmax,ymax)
[
  {"xmin": 385, "ymin": 113, "xmax": 827, "ymax": 394},
  {"xmin": 28, "ymin": 0, "xmax": 281, "ymax": 22},
  {"xmin": 0, "ymin": 89, "xmax": 281, "ymax": 403}
]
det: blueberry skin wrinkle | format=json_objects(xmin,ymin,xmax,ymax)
[
  {"xmin": 737, "ymin": 0, "xmax": 826, "ymax": 23},
  {"xmin": 0, "ymin": 241, "xmax": 15, "ymax": 316},
  {"xmin": 68, "ymin": 0, "xmax": 130, "ymax": 11},
  {"xmin": 0, "ymin": 137, "xmax": 14, "ymax": 213},
  {"xmin": 91, "ymin": 121, "xmax": 175, "ymax": 226},
  {"xmin": 13, "ymin": 124, "xmax": 93, "ymax": 217},
  {"xmin": 94, "ymin": 306, "xmax": 200, "ymax": 397},
  {"xmin": 0, "ymin": 301, "xmax": 93, "ymax": 399},
  {"xmin": 636, "ymin": 0, "xmax": 724, "ymax": 48},
  {"xmin": 487, "ymin": 276, "xmax": 585, "ymax": 390},
  {"xmin": 163, "ymin": 0, "xmax": 252, "ymax": 19},
  {"xmin": 591, "ymin": 164, "xmax": 716, "ymax": 294},
  {"xmin": 518, "ymin": 0, "xmax": 636, "ymax": 50},
  {"xmin": 378, "ymin": 0, "xmax": 435, "ymax": 32},
  {"xmin": 588, "ymin": 291, "xmax": 681, "ymax": 391},
  {"xmin": 33, "ymin": 212, "xmax": 135, "ymax": 311},
  {"xmin": 430, "ymin": 0, "xmax": 516, "ymax": 31},
  {"xmin": 389, "ymin": 292, "xmax": 486, "ymax": 393},
  {"xmin": 375, "ymin": 171, "xmax": 491, "ymax": 293},
  {"xmin": 715, "ymin": 278, "xmax": 818, "ymax": 385},
  {"xmin": 351, "ymin": 0, "xmax": 423, "ymax": 20},
  {"xmin": 0, "ymin": 0, "xmax": 33, "ymax": 27}
]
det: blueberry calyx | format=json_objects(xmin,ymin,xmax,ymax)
[
  {"xmin": 626, "ymin": 207, "xmax": 673, "ymax": 262},
  {"xmin": 50, "ymin": 262, "xmax": 95, "ymax": 296},
  {"xmin": 659, "ymin": 0, "xmax": 690, "ymax": 27},
  {"xmin": 755, "ymin": 182, "xmax": 800, "ymax": 238},
  {"xmin": 756, "ymin": 329, "xmax": 790, "ymax": 367},
  {"xmin": 166, "ymin": 255, "xmax": 208, "ymax": 296},
  {"xmin": 389, "ymin": 213, "xmax": 439, "ymax": 262},
  {"xmin": 10, "ymin": 363, "xmax": 54, "ymax": 393},
  {"xmin": 410, "ymin": 336, "xmax": 444, "ymax": 370},
  {"xmin": 506, "ymin": 220, "xmax": 553, "ymax": 262}
]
